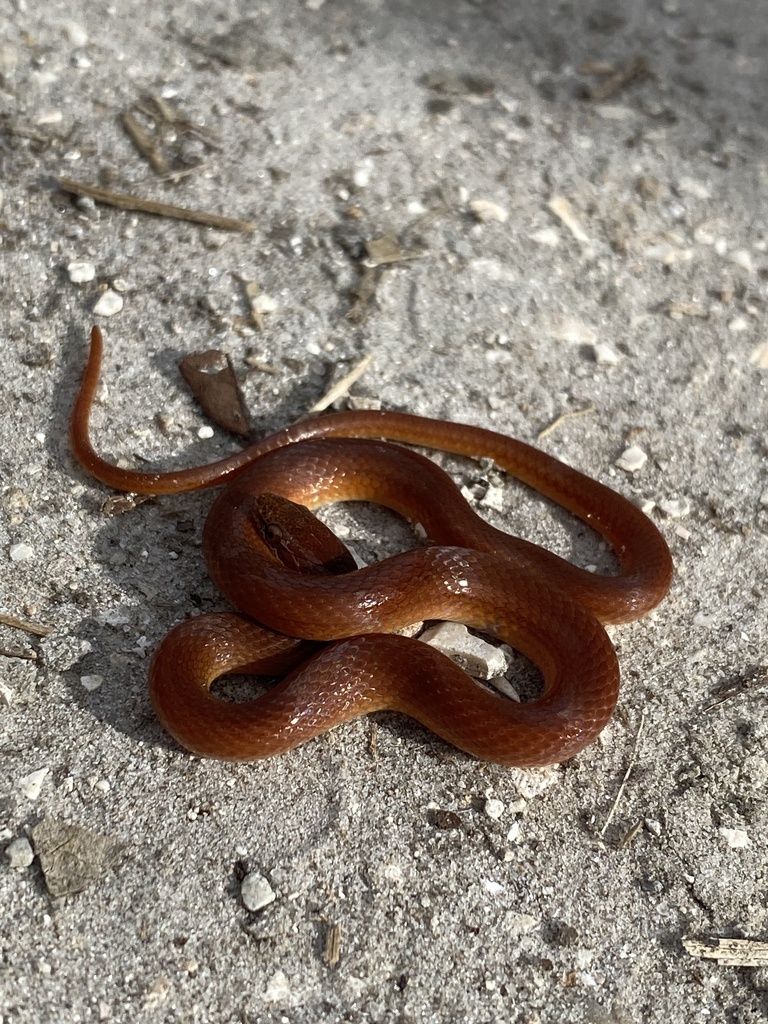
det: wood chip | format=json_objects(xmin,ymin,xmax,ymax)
[
  {"xmin": 683, "ymin": 937, "xmax": 768, "ymax": 967},
  {"xmin": 179, "ymin": 350, "xmax": 251, "ymax": 437},
  {"xmin": 0, "ymin": 612, "xmax": 53, "ymax": 637},
  {"xmin": 323, "ymin": 922, "xmax": 341, "ymax": 968},
  {"xmin": 537, "ymin": 406, "xmax": 595, "ymax": 441},
  {"xmin": 309, "ymin": 355, "xmax": 374, "ymax": 413},
  {"xmin": 585, "ymin": 56, "xmax": 651, "ymax": 101},
  {"xmin": 57, "ymin": 177, "xmax": 254, "ymax": 232}
]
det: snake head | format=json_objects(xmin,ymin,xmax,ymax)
[{"xmin": 250, "ymin": 492, "xmax": 357, "ymax": 577}]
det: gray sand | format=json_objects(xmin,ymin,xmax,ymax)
[{"xmin": 1, "ymin": 2, "xmax": 767, "ymax": 1021}]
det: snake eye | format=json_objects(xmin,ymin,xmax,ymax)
[{"xmin": 264, "ymin": 523, "xmax": 283, "ymax": 542}]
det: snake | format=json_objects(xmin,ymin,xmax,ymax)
[{"xmin": 70, "ymin": 326, "xmax": 673, "ymax": 767}]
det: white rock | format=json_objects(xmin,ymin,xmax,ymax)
[
  {"xmin": 727, "ymin": 315, "xmax": 750, "ymax": 333},
  {"xmin": 67, "ymin": 260, "xmax": 96, "ymax": 283},
  {"xmin": 80, "ymin": 674, "xmax": 103, "ymax": 692},
  {"xmin": 593, "ymin": 343, "xmax": 620, "ymax": 366},
  {"xmin": 728, "ymin": 249, "xmax": 754, "ymax": 273},
  {"xmin": 421, "ymin": 622, "xmax": 510, "ymax": 680},
  {"xmin": 479, "ymin": 484, "xmax": 505, "ymax": 513},
  {"xmin": 6, "ymin": 837, "xmax": 34, "ymax": 869},
  {"xmin": 469, "ymin": 199, "xmax": 509, "ymax": 224},
  {"xmin": 264, "ymin": 970, "xmax": 291, "ymax": 1002},
  {"xmin": 250, "ymin": 292, "xmax": 278, "ymax": 314},
  {"xmin": 677, "ymin": 177, "xmax": 711, "ymax": 200},
  {"xmin": 528, "ymin": 227, "xmax": 560, "ymax": 248},
  {"xmin": 615, "ymin": 445, "xmax": 648, "ymax": 473},
  {"xmin": 63, "ymin": 21, "xmax": 89, "ymax": 47},
  {"xmin": 9, "ymin": 543, "xmax": 34, "ymax": 561},
  {"xmin": 749, "ymin": 341, "xmax": 768, "ymax": 368},
  {"xmin": 659, "ymin": 497, "xmax": 691, "ymax": 519},
  {"xmin": 484, "ymin": 798, "xmax": 505, "ymax": 820},
  {"xmin": 241, "ymin": 871, "xmax": 276, "ymax": 912},
  {"xmin": 18, "ymin": 767, "xmax": 49, "ymax": 800},
  {"xmin": 719, "ymin": 827, "xmax": 749, "ymax": 849},
  {"xmin": 93, "ymin": 289, "xmax": 124, "ymax": 317}
]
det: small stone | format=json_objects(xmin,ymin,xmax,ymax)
[
  {"xmin": 659, "ymin": 497, "xmax": 691, "ymax": 519},
  {"xmin": 749, "ymin": 341, "xmax": 768, "ymax": 368},
  {"xmin": 469, "ymin": 199, "xmax": 509, "ymax": 224},
  {"xmin": 63, "ymin": 21, "xmax": 89, "ymax": 47},
  {"xmin": 93, "ymin": 289, "xmax": 124, "ymax": 317},
  {"xmin": 18, "ymin": 767, "xmax": 49, "ymax": 800},
  {"xmin": 677, "ymin": 177, "xmax": 711, "ymax": 200},
  {"xmin": 484, "ymin": 798, "xmax": 505, "ymax": 820},
  {"xmin": 197, "ymin": 425, "xmax": 214, "ymax": 439},
  {"xmin": 593, "ymin": 343, "xmax": 620, "ymax": 366},
  {"xmin": 250, "ymin": 292, "xmax": 278, "ymax": 315},
  {"xmin": 719, "ymin": 827, "xmax": 749, "ymax": 849},
  {"xmin": 729, "ymin": 249, "xmax": 754, "ymax": 273},
  {"xmin": 528, "ymin": 226, "xmax": 560, "ymax": 247},
  {"xmin": 9, "ymin": 543, "xmax": 34, "ymax": 561},
  {"xmin": 67, "ymin": 260, "xmax": 96, "ymax": 283},
  {"xmin": 6, "ymin": 837, "xmax": 35, "ymax": 869},
  {"xmin": 727, "ymin": 315, "xmax": 750, "ymax": 333},
  {"xmin": 421, "ymin": 621, "xmax": 510, "ymax": 680},
  {"xmin": 479, "ymin": 483, "xmax": 505, "ymax": 513},
  {"xmin": 615, "ymin": 445, "xmax": 648, "ymax": 473},
  {"xmin": 80, "ymin": 674, "xmax": 103, "ymax": 692},
  {"xmin": 264, "ymin": 970, "xmax": 291, "ymax": 1003},
  {"xmin": 241, "ymin": 871, "xmax": 276, "ymax": 912}
]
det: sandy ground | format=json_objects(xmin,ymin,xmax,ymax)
[{"xmin": 1, "ymin": 1, "xmax": 767, "ymax": 1021}]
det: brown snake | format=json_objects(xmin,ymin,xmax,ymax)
[{"xmin": 70, "ymin": 326, "xmax": 673, "ymax": 766}]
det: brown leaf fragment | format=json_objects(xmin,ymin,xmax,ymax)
[
  {"xmin": 364, "ymin": 233, "xmax": 424, "ymax": 268},
  {"xmin": 31, "ymin": 818, "xmax": 125, "ymax": 898},
  {"xmin": 585, "ymin": 55, "xmax": 651, "ymax": 101},
  {"xmin": 179, "ymin": 350, "xmax": 250, "ymax": 437}
]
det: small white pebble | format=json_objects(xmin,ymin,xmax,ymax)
[
  {"xmin": 759, "ymin": 490, "xmax": 768, "ymax": 508},
  {"xmin": 80, "ymin": 674, "xmax": 103, "ymax": 692},
  {"xmin": 197, "ymin": 425, "xmax": 214, "ymax": 439},
  {"xmin": 506, "ymin": 821, "xmax": 522, "ymax": 844},
  {"xmin": 529, "ymin": 226, "xmax": 560, "ymax": 247},
  {"xmin": 483, "ymin": 879, "xmax": 504, "ymax": 896},
  {"xmin": 352, "ymin": 157, "xmax": 374, "ymax": 189},
  {"xmin": 479, "ymin": 484, "xmax": 505, "ymax": 513},
  {"xmin": 6, "ymin": 837, "xmax": 34, "ymax": 869},
  {"xmin": 469, "ymin": 199, "xmax": 509, "ymax": 224},
  {"xmin": 484, "ymin": 798, "xmax": 505, "ymax": 820},
  {"xmin": 728, "ymin": 249, "xmax": 754, "ymax": 273},
  {"xmin": 593, "ymin": 343, "xmax": 620, "ymax": 366},
  {"xmin": 18, "ymin": 767, "xmax": 49, "ymax": 800},
  {"xmin": 9, "ymin": 543, "xmax": 34, "ymax": 562},
  {"xmin": 719, "ymin": 827, "xmax": 749, "ymax": 849},
  {"xmin": 63, "ymin": 21, "xmax": 89, "ymax": 47},
  {"xmin": 749, "ymin": 341, "xmax": 768, "ymax": 368},
  {"xmin": 677, "ymin": 177, "xmax": 711, "ymax": 200},
  {"xmin": 659, "ymin": 497, "xmax": 691, "ymax": 519},
  {"xmin": 727, "ymin": 315, "xmax": 750, "ymax": 333},
  {"xmin": 674, "ymin": 524, "xmax": 691, "ymax": 541},
  {"xmin": 250, "ymin": 292, "xmax": 278, "ymax": 315},
  {"xmin": 645, "ymin": 818, "xmax": 663, "ymax": 837},
  {"xmin": 241, "ymin": 871, "xmax": 276, "ymax": 912},
  {"xmin": 67, "ymin": 260, "xmax": 96, "ymax": 283},
  {"xmin": 93, "ymin": 289, "xmax": 123, "ymax": 317},
  {"xmin": 421, "ymin": 622, "xmax": 510, "ymax": 680},
  {"xmin": 615, "ymin": 445, "xmax": 648, "ymax": 473}
]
